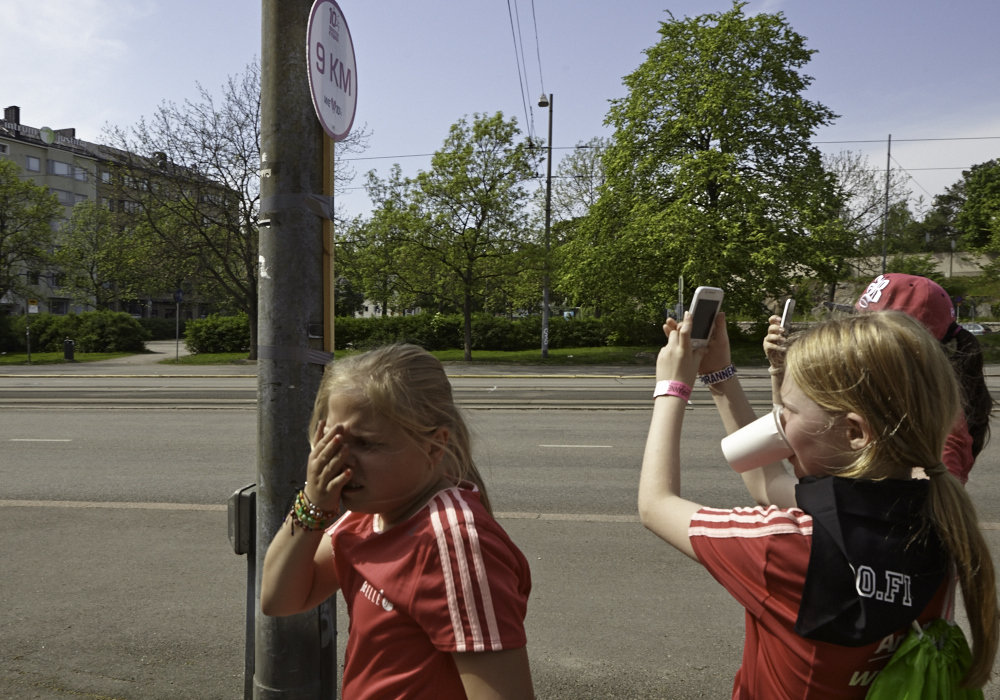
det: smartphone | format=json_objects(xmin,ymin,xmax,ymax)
[
  {"xmin": 687, "ymin": 286, "xmax": 724, "ymax": 348},
  {"xmin": 780, "ymin": 298, "xmax": 795, "ymax": 329}
]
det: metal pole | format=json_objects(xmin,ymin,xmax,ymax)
[
  {"xmin": 257, "ymin": 0, "xmax": 333, "ymax": 697},
  {"xmin": 539, "ymin": 94, "xmax": 553, "ymax": 358},
  {"xmin": 881, "ymin": 134, "xmax": 891, "ymax": 274},
  {"xmin": 175, "ymin": 302, "xmax": 180, "ymax": 362}
]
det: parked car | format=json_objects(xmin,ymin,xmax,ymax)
[{"xmin": 963, "ymin": 322, "xmax": 990, "ymax": 335}]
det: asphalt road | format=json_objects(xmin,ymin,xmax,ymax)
[{"xmin": 2, "ymin": 347, "xmax": 1000, "ymax": 699}]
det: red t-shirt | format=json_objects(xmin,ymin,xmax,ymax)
[
  {"xmin": 690, "ymin": 505, "xmax": 947, "ymax": 700},
  {"xmin": 329, "ymin": 484, "xmax": 531, "ymax": 700}
]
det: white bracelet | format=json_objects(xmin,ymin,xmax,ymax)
[{"xmin": 698, "ymin": 364, "xmax": 737, "ymax": 386}]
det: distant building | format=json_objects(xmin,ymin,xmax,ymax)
[{"xmin": 0, "ymin": 105, "xmax": 211, "ymax": 320}]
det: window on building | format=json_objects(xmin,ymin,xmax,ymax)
[
  {"xmin": 51, "ymin": 189, "xmax": 75, "ymax": 205},
  {"xmin": 48, "ymin": 160, "xmax": 72, "ymax": 177},
  {"xmin": 100, "ymin": 170, "xmax": 112, "ymax": 184},
  {"xmin": 51, "ymin": 273, "xmax": 66, "ymax": 288},
  {"xmin": 26, "ymin": 156, "xmax": 41, "ymax": 172},
  {"xmin": 73, "ymin": 193, "xmax": 88, "ymax": 204},
  {"xmin": 27, "ymin": 271, "xmax": 40, "ymax": 285},
  {"xmin": 49, "ymin": 298, "xmax": 69, "ymax": 315},
  {"xmin": 73, "ymin": 166, "xmax": 87, "ymax": 181},
  {"xmin": 0, "ymin": 143, "xmax": 9, "ymax": 156}
]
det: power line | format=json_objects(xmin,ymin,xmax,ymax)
[
  {"xmin": 530, "ymin": 0, "xmax": 545, "ymax": 95},
  {"xmin": 814, "ymin": 136, "xmax": 1000, "ymax": 145},
  {"xmin": 506, "ymin": 0, "xmax": 535, "ymax": 141}
]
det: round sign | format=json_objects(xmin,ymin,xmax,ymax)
[{"xmin": 306, "ymin": 0, "xmax": 358, "ymax": 142}]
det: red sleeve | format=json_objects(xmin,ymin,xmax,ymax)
[
  {"xmin": 943, "ymin": 415, "xmax": 973, "ymax": 485},
  {"xmin": 410, "ymin": 489, "xmax": 530, "ymax": 653},
  {"xmin": 689, "ymin": 505, "xmax": 812, "ymax": 619}
]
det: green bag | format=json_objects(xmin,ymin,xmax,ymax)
[{"xmin": 866, "ymin": 619, "xmax": 982, "ymax": 699}]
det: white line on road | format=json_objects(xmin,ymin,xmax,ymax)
[
  {"xmin": 9, "ymin": 438, "xmax": 72, "ymax": 442},
  {"xmin": 538, "ymin": 444, "xmax": 613, "ymax": 448},
  {"xmin": 3, "ymin": 500, "xmax": 998, "ymax": 529}
]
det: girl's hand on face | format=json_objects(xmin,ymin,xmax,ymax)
[
  {"xmin": 656, "ymin": 312, "xmax": 704, "ymax": 386},
  {"xmin": 304, "ymin": 420, "xmax": 353, "ymax": 512},
  {"xmin": 763, "ymin": 314, "xmax": 788, "ymax": 370}
]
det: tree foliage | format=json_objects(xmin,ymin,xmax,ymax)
[
  {"xmin": 357, "ymin": 113, "xmax": 540, "ymax": 359},
  {"xmin": 955, "ymin": 159, "xmax": 1000, "ymax": 255},
  {"xmin": 103, "ymin": 59, "xmax": 369, "ymax": 358},
  {"xmin": 52, "ymin": 200, "xmax": 164, "ymax": 310},
  {"xmin": 0, "ymin": 158, "xmax": 60, "ymax": 304},
  {"xmin": 564, "ymin": 2, "xmax": 852, "ymax": 317}
]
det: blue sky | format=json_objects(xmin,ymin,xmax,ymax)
[{"xmin": 4, "ymin": 0, "xmax": 999, "ymax": 219}]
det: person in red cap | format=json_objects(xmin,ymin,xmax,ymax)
[{"xmin": 854, "ymin": 273, "xmax": 993, "ymax": 484}]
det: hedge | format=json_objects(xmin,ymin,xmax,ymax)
[{"xmin": 1, "ymin": 311, "xmax": 148, "ymax": 353}]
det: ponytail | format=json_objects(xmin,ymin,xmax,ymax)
[{"xmin": 927, "ymin": 472, "xmax": 999, "ymax": 687}]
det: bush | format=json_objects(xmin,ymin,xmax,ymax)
[
  {"xmin": 185, "ymin": 313, "xmax": 251, "ymax": 353},
  {"xmin": 0, "ymin": 311, "xmax": 148, "ymax": 353},
  {"xmin": 330, "ymin": 311, "xmax": 667, "ymax": 352},
  {"xmin": 75, "ymin": 311, "xmax": 148, "ymax": 352}
]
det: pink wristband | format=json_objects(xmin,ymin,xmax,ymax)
[{"xmin": 653, "ymin": 380, "xmax": 692, "ymax": 401}]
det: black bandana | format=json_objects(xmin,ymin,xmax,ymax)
[{"xmin": 794, "ymin": 476, "xmax": 948, "ymax": 646}]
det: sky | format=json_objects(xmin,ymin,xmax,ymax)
[{"xmin": 4, "ymin": 0, "xmax": 1000, "ymax": 221}]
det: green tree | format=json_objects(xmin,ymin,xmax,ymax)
[
  {"xmin": 52, "ymin": 200, "xmax": 163, "ymax": 310},
  {"xmin": 363, "ymin": 113, "xmax": 540, "ymax": 359},
  {"xmin": 570, "ymin": 2, "xmax": 851, "ymax": 317},
  {"xmin": 0, "ymin": 158, "xmax": 60, "ymax": 305},
  {"xmin": 955, "ymin": 159, "xmax": 1000, "ymax": 256},
  {"xmin": 104, "ymin": 60, "xmax": 369, "ymax": 358}
]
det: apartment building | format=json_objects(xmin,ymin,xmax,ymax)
[{"xmin": 0, "ymin": 105, "xmax": 211, "ymax": 319}]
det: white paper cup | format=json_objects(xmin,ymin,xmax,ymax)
[{"xmin": 721, "ymin": 406, "xmax": 793, "ymax": 473}]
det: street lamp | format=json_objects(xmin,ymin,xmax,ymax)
[{"xmin": 538, "ymin": 93, "xmax": 553, "ymax": 358}]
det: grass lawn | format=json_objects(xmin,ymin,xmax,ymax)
[{"xmin": 3, "ymin": 332, "xmax": 997, "ymax": 367}]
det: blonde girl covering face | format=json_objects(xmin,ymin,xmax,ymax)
[{"xmin": 261, "ymin": 344, "xmax": 533, "ymax": 699}]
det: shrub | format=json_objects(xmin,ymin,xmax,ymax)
[
  {"xmin": 185, "ymin": 313, "xmax": 251, "ymax": 353},
  {"xmin": 74, "ymin": 311, "xmax": 148, "ymax": 352}
]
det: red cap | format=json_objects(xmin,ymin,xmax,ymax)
[{"xmin": 855, "ymin": 273, "xmax": 956, "ymax": 341}]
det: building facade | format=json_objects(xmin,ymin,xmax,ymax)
[{"xmin": 0, "ymin": 105, "xmax": 209, "ymax": 320}]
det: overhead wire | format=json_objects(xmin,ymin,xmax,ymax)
[
  {"xmin": 506, "ymin": 0, "xmax": 535, "ymax": 141},
  {"xmin": 531, "ymin": 0, "xmax": 546, "ymax": 95}
]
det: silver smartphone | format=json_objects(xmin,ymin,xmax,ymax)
[
  {"xmin": 780, "ymin": 298, "xmax": 795, "ymax": 329},
  {"xmin": 688, "ymin": 286, "xmax": 724, "ymax": 348}
]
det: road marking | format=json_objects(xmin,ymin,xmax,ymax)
[
  {"xmin": 2, "ymin": 500, "xmax": 998, "ymax": 529},
  {"xmin": 0, "ymin": 499, "xmax": 633, "ymax": 522},
  {"xmin": 538, "ymin": 444, "xmax": 613, "ymax": 448},
  {"xmin": 0, "ymin": 499, "xmax": 225, "ymax": 512},
  {"xmin": 9, "ymin": 438, "xmax": 73, "ymax": 442}
]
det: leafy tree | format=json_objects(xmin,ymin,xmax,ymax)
[
  {"xmin": 955, "ymin": 159, "xmax": 1000, "ymax": 255},
  {"xmin": 548, "ymin": 137, "xmax": 608, "ymax": 224},
  {"xmin": 363, "ymin": 113, "xmax": 540, "ymax": 359},
  {"xmin": 0, "ymin": 158, "xmax": 60, "ymax": 305},
  {"xmin": 103, "ymin": 59, "xmax": 369, "ymax": 358},
  {"xmin": 568, "ymin": 2, "xmax": 852, "ymax": 317},
  {"xmin": 52, "ymin": 200, "xmax": 163, "ymax": 310}
]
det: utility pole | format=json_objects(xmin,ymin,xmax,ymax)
[
  {"xmin": 881, "ymin": 134, "xmax": 891, "ymax": 275},
  {"xmin": 538, "ymin": 93, "xmax": 553, "ymax": 358},
  {"xmin": 256, "ymin": 0, "xmax": 337, "ymax": 697}
]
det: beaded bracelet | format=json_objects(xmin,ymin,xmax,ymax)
[
  {"xmin": 288, "ymin": 489, "xmax": 340, "ymax": 535},
  {"xmin": 653, "ymin": 379, "xmax": 692, "ymax": 401},
  {"xmin": 698, "ymin": 363, "xmax": 737, "ymax": 386}
]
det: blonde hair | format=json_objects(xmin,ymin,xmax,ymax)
[
  {"xmin": 787, "ymin": 311, "xmax": 998, "ymax": 687},
  {"xmin": 308, "ymin": 344, "xmax": 492, "ymax": 513}
]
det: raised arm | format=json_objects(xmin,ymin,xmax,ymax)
[
  {"xmin": 260, "ymin": 422, "xmax": 352, "ymax": 616},
  {"xmin": 638, "ymin": 314, "xmax": 705, "ymax": 560},
  {"xmin": 701, "ymin": 313, "xmax": 796, "ymax": 508}
]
